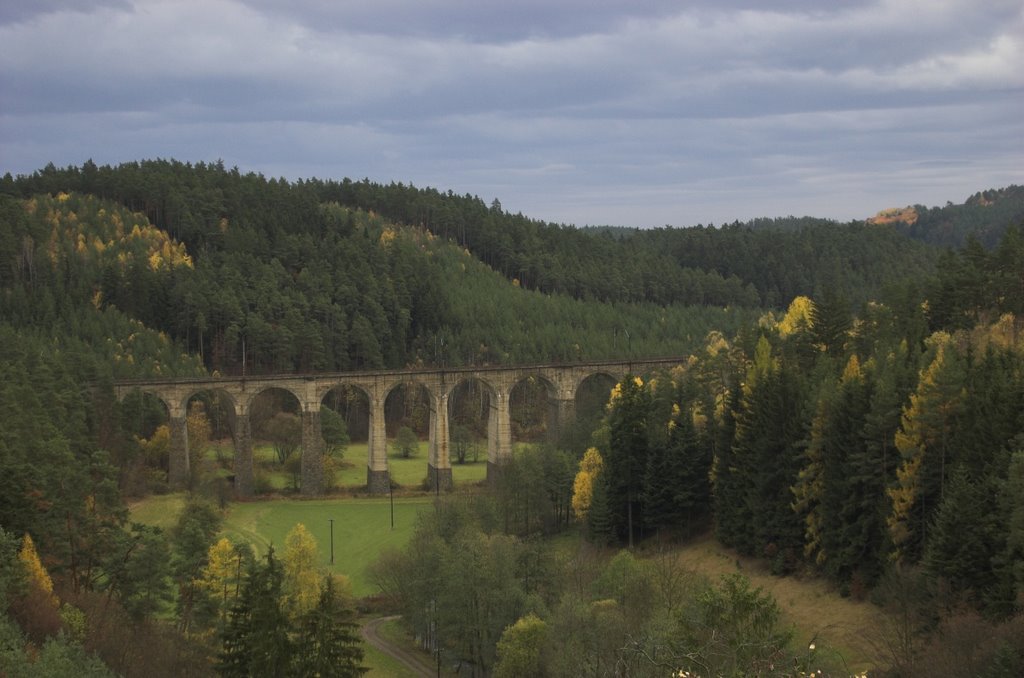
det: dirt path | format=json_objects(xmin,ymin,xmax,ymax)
[{"xmin": 362, "ymin": 616, "xmax": 437, "ymax": 677}]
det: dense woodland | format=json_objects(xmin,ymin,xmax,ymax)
[
  {"xmin": 1, "ymin": 160, "xmax": 1023, "ymax": 676},
  {"xmin": 375, "ymin": 233, "xmax": 1024, "ymax": 676}
]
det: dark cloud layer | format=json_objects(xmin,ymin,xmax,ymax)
[{"xmin": 1, "ymin": 0, "xmax": 1021, "ymax": 227}]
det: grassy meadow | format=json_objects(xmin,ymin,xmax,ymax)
[
  {"xmin": 130, "ymin": 494, "xmax": 434, "ymax": 597},
  {"xmin": 222, "ymin": 497, "xmax": 432, "ymax": 597},
  {"xmin": 207, "ymin": 438, "xmax": 490, "ymax": 491}
]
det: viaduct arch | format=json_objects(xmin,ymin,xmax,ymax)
[{"xmin": 114, "ymin": 358, "xmax": 683, "ymax": 496}]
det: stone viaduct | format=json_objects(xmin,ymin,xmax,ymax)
[{"xmin": 114, "ymin": 358, "xmax": 684, "ymax": 496}]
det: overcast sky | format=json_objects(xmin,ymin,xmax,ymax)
[{"xmin": 2, "ymin": 0, "xmax": 1021, "ymax": 227}]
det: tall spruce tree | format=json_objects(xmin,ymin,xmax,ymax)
[
  {"xmin": 291, "ymin": 576, "xmax": 366, "ymax": 677},
  {"xmin": 711, "ymin": 385, "xmax": 742, "ymax": 545},
  {"xmin": 810, "ymin": 289, "xmax": 852, "ymax": 358},
  {"xmin": 923, "ymin": 466, "xmax": 1001, "ymax": 598},
  {"xmin": 817, "ymin": 357, "xmax": 877, "ymax": 588},
  {"xmin": 218, "ymin": 548, "xmax": 293, "ymax": 677},
  {"xmin": 991, "ymin": 449, "xmax": 1024, "ymax": 616},
  {"xmin": 586, "ymin": 473, "xmax": 614, "ymax": 546},
  {"xmin": 643, "ymin": 410, "xmax": 709, "ymax": 536},
  {"xmin": 729, "ymin": 338, "xmax": 805, "ymax": 568},
  {"xmin": 604, "ymin": 376, "xmax": 651, "ymax": 546}
]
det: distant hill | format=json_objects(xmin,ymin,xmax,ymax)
[
  {"xmin": 2, "ymin": 160, "xmax": 940, "ymax": 313},
  {"xmin": 2, "ymin": 159, "xmax": 1015, "ymax": 376},
  {"xmin": 0, "ymin": 169, "xmax": 755, "ymax": 376},
  {"xmin": 867, "ymin": 185, "xmax": 1024, "ymax": 249}
]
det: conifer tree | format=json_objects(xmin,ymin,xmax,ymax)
[
  {"xmin": 173, "ymin": 500, "xmax": 222, "ymax": 632},
  {"xmin": 219, "ymin": 548, "xmax": 292, "ymax": 677},
  {"xmin": 810, "ymin": 289, "xmax": 851, "ymax": 358},
  {"xmin": 643, "ymin": 408, "xmax": 709, "ymax": 535},
  {"xmin": 711, "ymin": 385, "xmax": 742, "ymax": 545},
  {"xmin": 604, "ymin": 376, "xmax": 650, "ymax": 545},
  {"xmin": 102, "ymin": 523, "xmax": 173, "ymax": 620},
  {"xmin": 923, "ymin": 466, "xmax": 1001, "ymax": 597},
  {"xmin": 991, "ymin": 449, "xmax": 1024, "ymax": 615},
  {"xmin": 586, "ymin": 473, "xmax": 614, "ymax": 546},
  {"xmin": 792, "ymin": 387, "xmax": 832, "ymax": 567},
  {"xmin": 641, "ymin": 435, "xmax": 676, "ymax": 533},
  {"xmin": 291, "ymin": 576, "xmax": 366, "ymax": 677},
  {"xmin": 889, "ymin": 338, "xmax": 966, "ymax": 561},
  {"xmin": 729, "ymin": 338, "xmax": 805, "ymax": 568}
]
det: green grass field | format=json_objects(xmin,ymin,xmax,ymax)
[
  {"xmin": 207, "ymin": 439, "xmax": 490, "ymax": 491},
  {"xmin": 331, "ymin": 440, "xmax": 490, "ymax": 488},
  {"xmin": 130, "ymin": 494, "xmax": 433, "ymax": 597},
  {"xmin": 222, "ymin": 497, "xmax": 432, "ymax": 597}
]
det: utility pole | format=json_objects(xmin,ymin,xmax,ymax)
[
  {"xmin": 389, "ymin": 463, "xmax": 395, "ymax": 530},
  {"xmin": 328, "ymin": 518, "xmax": 334, "ymax": 565}
]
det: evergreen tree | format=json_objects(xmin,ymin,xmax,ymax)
[
  {"xmin": 586, "ymin": 473, "xmax": 614, "ymax": 546},
  {"xmin": 991, "ymin": 449, "xmax": 1024, "ymax": 616},
  {"xmin": 810, "ymin": 289, "xmax": 851, "ymax": 358},
  {"xmin": 642, "ymin": 436, "xmax": 677, "ymax": 533},
  {"xmin": 729, "ymin": 338, "xmax": 805, "ymax": 569},
  {"xmin": 291, "ymin": 576, "xmax": 366, "ymax": 677},
  {"xmin": 817, "ymin": 357, "xmax": 875, "ymax": 587},
  {"xmin": 674, "ymin": 573, "xmax": 793, "ymax": 678},
  {"xmin": 923, "ymin": 466, "xmax": 1001, "ymax": 598},
  {"xmin": 102, "ymin": 523, "xmax": 174, "ymax": 620},
  {"xmin": 643, "ymin": 410, "xmax": 709, "ymax": 535},
  {"xmin": 604, "ymin": 376, "xmax": 651, "ymax": 546},
  {"xmin": 711, "ymin": 385, "xmax": 743, "ymax": 546},
  {"xmin": 172, "ymin": 500, "xmax": 223, "ymax": 632},
  {"xmin": 219, "ymin": 548, "xmax": 293, "ymax": 677}
]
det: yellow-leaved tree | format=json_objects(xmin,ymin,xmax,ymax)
[
  {"xmin": 199, "ymin": 537, "xmax": 244, "ymax": 631},
  {"xmin": 778, "ymin": 295, "xmax": 815, "ymax": 337},
  {"xmin": 138, "ymin": 423, "xmax": 169, "ymax": 468},
  {"xmin": 281, "ymin": 523, "xmax": 321, "ymax": 621},
  {"xmin": 888, "ymin": 337, "xmax": 965, "ymax": 560},
  {"xmin": 571, "ymin": 447, "xmax": 604, "ymax": 521},
  {"xmin": 19, "ymin": 533, "xmax": 58, "ymax": 609}
]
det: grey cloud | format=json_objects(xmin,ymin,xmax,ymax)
[
  {"xmin": 0, "ymin": 0, "xmax": 131, "ymax": 25},
  {"xmin": 1, "ymin": 0, "xmax": 1021, "ymax": 228},
  {"xmin": 236, "ymin": 0, "xmax": 881, "ymax": 42}
]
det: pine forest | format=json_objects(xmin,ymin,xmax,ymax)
[{"xmin": 2, "ymin": 159, "xmax": 1024, "ymax": 676}]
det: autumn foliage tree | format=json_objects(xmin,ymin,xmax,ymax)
[
  {"xmin": 281, "ymin": 523, "xmax": 322, "ymax": 622},
  {"xmin": 571, "ymin": 447, "xmax": 603, "ymax": 521}
]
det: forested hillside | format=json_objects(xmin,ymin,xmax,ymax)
[
  {"xmin": 3, "ymin": 159, "xmax": 971, "ymax": 318},
  {"xmin": 379, "ymin": 227, "xmax": 1024, "ymax": 677},
  {"xmin": 872, "ymin": 185, "xmax": 1024, "ymax": 249},
  {"xmin": 0, "ymin": 186, "xmax": 755, "ymax": 377},
  {"xmin": 2, "ymin": 159, "xmax": 1024, "ymax": 676}
]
